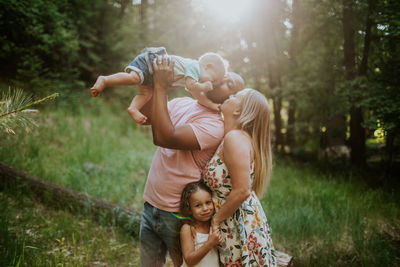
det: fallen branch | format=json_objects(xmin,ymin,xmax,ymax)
[{"xmin": 0, "ymin": 162, "xmax": 141, "ymax": 236}]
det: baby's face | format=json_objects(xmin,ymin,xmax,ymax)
[{"xmin": 199, "ymin": 64, "xmax": 226, "ymax": 88}]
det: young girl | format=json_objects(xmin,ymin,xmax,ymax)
[{"xmin": 179, "ymin": 181, "xmax": 221, "ymax": 267}]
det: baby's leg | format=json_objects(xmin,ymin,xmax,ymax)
[
  {"xmin": 127, "ymin": 86, "xmax": 153, "ymax": 124},
  {"xmin": 90, "ymin": 71, "xmax": 141, "ymax": 97}
]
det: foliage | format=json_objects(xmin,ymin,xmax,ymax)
[
  {"xmin": 1, "ymin": 0, "xmax": 398, "ymax": 162},
  {"xmin": 362, "ymin": 0, "xmax": 400, "ymax": 134},
  {"xmin": 0, "ymin": 88, "xmax": 58, "ymax": 134},
  {"xmin": 0, "ymin": 0, "xmax": 142, "ymax": 94}
]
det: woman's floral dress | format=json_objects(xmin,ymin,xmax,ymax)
[{"xmin": 203, "ymin": 142, "xmax": 277, "ymax": 267}]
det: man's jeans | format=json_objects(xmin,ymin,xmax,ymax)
[{"xmin": 140, "ymin": 202, "xmax": 183, "ymax": 267}]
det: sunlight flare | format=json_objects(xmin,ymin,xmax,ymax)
[{"xmin": 195, "ymin": 0, "xmax": 254, "ymax": 23}]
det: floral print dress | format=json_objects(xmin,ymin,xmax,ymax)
[{"xmin": 203, "ymin": 142, "xmax": 277, "ymax": 267}]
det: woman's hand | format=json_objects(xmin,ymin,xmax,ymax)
[
  {"xmin": 152, "ymin": 56, "xmax": 174, "ymax": 91},
  {"xmin": 211, "ymin": 216, "xmax": 220, "ymax": 234}
]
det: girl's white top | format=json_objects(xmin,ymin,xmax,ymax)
[{"xmin": 181, "ymin": 231, "xmax": 219, "ymax": 267}]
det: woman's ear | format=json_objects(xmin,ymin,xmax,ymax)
[{"xmin": 233, "ymin": 108, "xmax": 241, "ymax": 116}]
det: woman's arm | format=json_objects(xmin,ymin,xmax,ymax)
[
  {"xmin": 180, "ymin": 224, "xmax": 220, "ymax": 266},
  {"xmin": 212, "ymin": 130, "xmax": 252, "ymax": 228}
]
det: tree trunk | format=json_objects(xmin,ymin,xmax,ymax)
[
  {"xmin": 287, "ymin": 100, "xmax": 296, "ymax": 148},
  {"xmin": 358, "ymin": 0, "xmax": 374, "ymax": 77},
  {"xmin": 139, "ymin": 0, "xmax": 148, "ymax": 43},
  {"xmin": 286, "ymin": 0, "xmax": 300, "ymax": 149},
  {"xmin": 119, "ymin": 0, "xmax": 130, "ymax": 18},
  {"xmin": 342, "ymin": 0, "xmax": 366, "ymax": 166},
  {"xmin": 385, "ymin": 125, "xmax": 398, "ymax": 178},
  {"xmin": 269, "ymin": 62, "xmax": 284, "ymax": 151}
]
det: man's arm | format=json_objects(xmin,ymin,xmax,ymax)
[{"xmin": 150, "ymin": 56, "xmax": 201, "ymax": 150}]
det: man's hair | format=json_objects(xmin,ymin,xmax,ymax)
[{"xmin": 179, "ymin": 181, "xmax": 212, "ymax": 219}]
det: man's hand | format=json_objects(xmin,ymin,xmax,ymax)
[{"xmin": 153, "ymin": 56, "xmax": 174, "ymax": 91}]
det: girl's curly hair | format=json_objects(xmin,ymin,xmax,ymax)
[{"xmin": 179, "ymin": 180, "xmax": 212, "ymax": 219}]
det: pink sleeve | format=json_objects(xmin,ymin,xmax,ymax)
[
  {"xmin": 167, "ymin": 97, "xmax": 179, "ymax": 111},
  {"xmin": 189, "ymin": 117, "xmax": 224, "ymax": 150}
]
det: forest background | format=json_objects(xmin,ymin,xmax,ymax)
[{"xmin": 0, "ymin": 0, "xmax": 399, "ymax": 266}]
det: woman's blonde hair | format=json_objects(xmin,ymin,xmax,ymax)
[{"xmin": 236, "ymin": 88, "xmax": 272, "ymax": 197}]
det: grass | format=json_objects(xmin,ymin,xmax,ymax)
[
  {"xmin": 0, "ymin": 93, "xmax": 155, "ymax": 209},
  {"xmin": 1, "ymin": 92, "xmax": 399, "ymax": 266},
  {"xmin": 0, "ymin": 189, "xmax": 140, "ymax": 266},
  {"xmin": 264, "ymin": 159, "xmax": 400, "ymax": 266}
]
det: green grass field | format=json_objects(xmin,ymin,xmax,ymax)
[{"xmin": 1, "ymin": 95, "xmax": 399, "ymax": 266}]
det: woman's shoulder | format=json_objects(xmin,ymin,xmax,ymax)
[
  {"xmin": 222, "ymin": 130, "xmax": 252, "ymax": 158},
  {"xmin": 223, "ymin": 129, "xmax": 251, "ymax": 146}
]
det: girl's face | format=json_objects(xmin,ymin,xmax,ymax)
[{"xmin": 189, "ymin": 189, "xmax": 214, "ymax": 222}]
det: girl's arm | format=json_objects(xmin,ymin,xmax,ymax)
[
  {"xmin": 212, "ymin": 130, "xmax": 252, "ymax": 229},
  {"xmin": 180, "ymin": 224, "xmax": 220, "ymax": 266}
]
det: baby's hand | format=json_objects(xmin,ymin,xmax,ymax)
[{"xmin": 203, "ymin": 81, "xmax": 213, "ymax": 92}]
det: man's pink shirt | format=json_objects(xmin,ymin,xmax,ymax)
[{"xmin": 143, "ymin": 97, "xmax": 224, "ymax": 212}]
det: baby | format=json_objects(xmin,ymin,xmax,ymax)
[{"xmin": 90, "ymin": 47, "xmax": 227, "ymax": 124}]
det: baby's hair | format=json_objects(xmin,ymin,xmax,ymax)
[
  {"xmin": 198, "ymin": 52, "xmax": 228, "ymax": 73},
  {"xmin": 180, "ymin": 181, "xmax": 212, "ymax": 219}
]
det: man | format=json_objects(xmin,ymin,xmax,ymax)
[{"xmin": 139, "ymin": 56, "xmax": 244, "ymax": 267}]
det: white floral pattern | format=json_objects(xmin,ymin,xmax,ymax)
[{"xmin": 203, "ymin": 142, "xmax": 277, "ymax": 267}]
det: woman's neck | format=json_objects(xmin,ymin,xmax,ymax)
[{"xmin": 223, "ymin": 118, "xmax": 239, "ymax": 134}]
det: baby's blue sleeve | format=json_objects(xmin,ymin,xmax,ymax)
[{"xmin": 184, "ymin": 62, "xmax": 200, "ymax": 82}]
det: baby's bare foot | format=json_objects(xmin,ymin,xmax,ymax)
[
  {"xmin": 90, "ymin": 76, "xmax": 106, "ymax": 97},
  {"xmin": 127, "ymin": 108, "xmax": 147, "ymax": 125}
]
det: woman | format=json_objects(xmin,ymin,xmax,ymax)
[{"xmin": 203, "ymin": 88, "xmax": 277, "ymax": 266}]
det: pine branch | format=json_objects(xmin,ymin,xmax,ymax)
[
  {"xmin": 0, "ymin": 89, "xmax": 59, "ymax": 134},
  {"xmin": 0, "ymin": 93, "xmax": 59, "ymax": 119}
]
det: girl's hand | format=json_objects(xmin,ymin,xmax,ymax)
[{"xmin": 208, "ymin": 226, "xmax": 221, "ymax": 247}]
